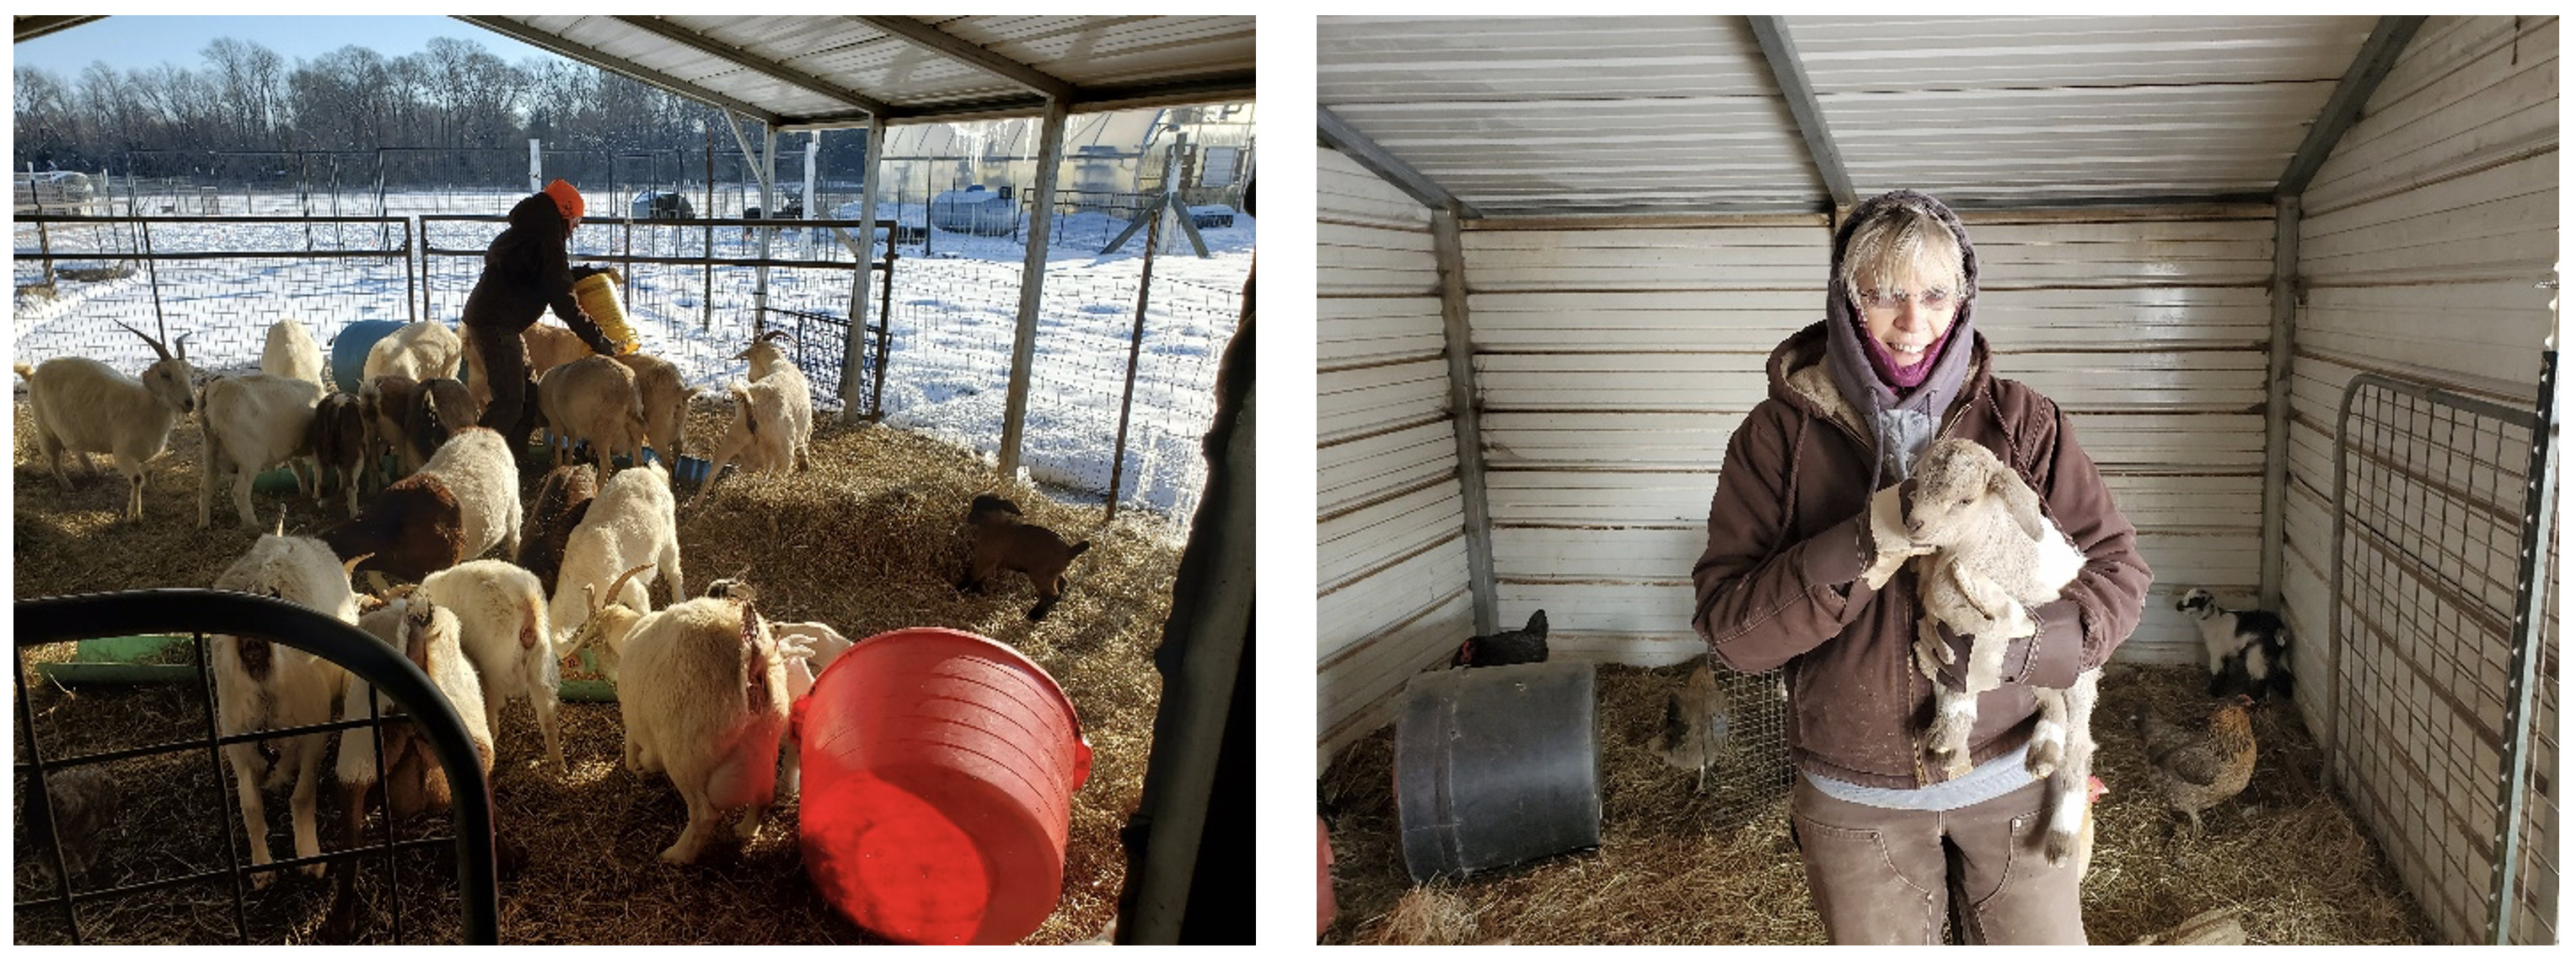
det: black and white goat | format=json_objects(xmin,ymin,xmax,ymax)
[{"xmin": 2176, "ymin": 587, "xmax": 2292, "ymax": 703}]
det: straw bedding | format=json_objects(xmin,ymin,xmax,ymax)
[
  {"xmin": 13, "ymin": 396, "xmax": 1183, "ymax": 944},
  {"xmin": 1319, "ymin": 660, "xmax": 2435, "ymax": 945}
]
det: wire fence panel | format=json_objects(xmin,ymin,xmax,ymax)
[
  {"xmin": 2331, "ymin": 372, "xmax": 2559, "ymax": 945},
  {"xmin": 13, "ymin": 215, "xmax": 416, "ymax": 385}
]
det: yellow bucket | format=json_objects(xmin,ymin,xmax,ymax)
[{"xmin": 572, "ymin": 269, "xmax": 640, "ymax": 353}]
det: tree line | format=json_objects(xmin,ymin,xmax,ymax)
[{"xmin": 13, "ymin": 34, "xmax": 868, "ymax": 186}]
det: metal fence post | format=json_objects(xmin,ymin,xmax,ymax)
[{"xmin": 1104, "ymin": 195, "xmax": 1165, "ymax": 523}]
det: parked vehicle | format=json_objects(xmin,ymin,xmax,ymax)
[{"xmin": 629, "ymin": 190, "xmax": 695, "ymax": 220}]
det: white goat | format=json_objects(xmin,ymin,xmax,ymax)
[
  {"xmin": 1871, "ymin": 437, "xmax": 2097, "ymax": 867},
  {"xmin": 417, "ymin": 426, "xmax": 524, "ymax": 565},
  {"xmin": 537, "ymin": 354, "xmax": 649, "ymax": 480},
  {"xmin": 549, "ymin": 465, "xmax": 684, "ymax": 658},
  {"xmin": 198, "ymin": 372, "xmax": 324, "ymax": 529},
  {"xmin": 420, "ymin": 560, "xmax": 564, "ymax": 774},
  {"xmin": 2177, "ymin": 587, "xmax": 2294, "ymax": 703},
  {"xmin": 688, "ymin": 331, "xmax": 809, "ymax": 508},
  {"xmin": 15, "ymin": 324, "xmax": 197, "ymax": 521},
  {"xmin": 464, "ymin": 322, "xmax": 591, "ymax": 413},
  {"xmin": 361, "ymin": 320, "xmax": 464, "ymax": 383},
  {"xmin": 615, "ymin": 593, "xmax": 792, "ymax": 864},
  {"xmin": 209, "ymin": 520, "xmax": 367, "ymax": 887},
  {"xmin": 260, "ymin": 317, "xmax": 326, "ymax": 388}
]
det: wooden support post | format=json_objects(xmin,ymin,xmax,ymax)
[{"xmin": 1436, "ymin": 205, "xmax": 1500, "ymax": 636}]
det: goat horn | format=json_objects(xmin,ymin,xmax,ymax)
[
  {"xmin": 115, "ymin": 322, "xmax": 172, "ymax": 362},
  {"xmin": 274, "ymin": 505, "xmax": 287, "ymax": 538},
  {"xmin": 601, "ymin": 564, "xmax": 654, "ymax": 612},
  {"xmin": 174, "ymin": 333, "xmax": 191, "ymax": 362},
  {"xmin": 343, "ymin": 553, "xmax": 375, "ymax": 576},
  {"xmin": 757, "ymin": 329, "xmax": 795, "ymax": 345}
]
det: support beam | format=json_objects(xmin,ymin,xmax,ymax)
[
  {"xmin": 997, "ymin": 98, "xmax": 1071, "ymax": 479},
  {"xmin": 1747, "ymin": 17, "xmax": 1855, "ymax": 212},
  {"xmin": 2259, "ymin": 197, "xmax": 2300, "ymax": 611},
  {"xmin": 456, "ymin": 16, "xmax": 783, "ymax": 126},
  {"xmin": 1434, "ymin": 205, "xmax": 1500, "ymax": 636},
  {"xmin": 853, "ymin": 15, "xmax": 1080, "ymax": 103},
  {"xmin": 2278, "ymin": 16, "xmax": 2426, "ymax": 196},
  {"xmin": 14, "ymin": 15, "xmax": 104, "ymax": 43},
  {"xmin": 1317, "ymin": 107, "xmax": 1478, "ymax": 219},
  {"xmin": 840, "ymin": 114, "xmax": 888, "ymax": 421},
  {"xmin": 611, "ymin": 15, "xmax": 894, "ymax": 118}
]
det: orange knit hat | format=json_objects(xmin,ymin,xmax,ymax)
[{"xmin": 544, "ymin": 179, "xmax": 584, "ymax": 222}]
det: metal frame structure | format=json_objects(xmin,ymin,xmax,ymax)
[
  {"xmin": 15, "ymin": 590, "xmax": 502, "ymax": 944},
  {"xmin": 2328, "ymin": 360, "xmax": 2558, "ymax": 944}
]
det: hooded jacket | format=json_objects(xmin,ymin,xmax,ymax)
[
  {"xmin": 1688, "ymin": 193, "xmax": 2152, "ymax": 789},
  {"xmin": 460, "ymin": 192, "xmax": 616, "ymax": 353}
]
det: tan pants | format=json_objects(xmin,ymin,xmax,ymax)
[{"xmin": 1789, "ymin": 772, "xmax": 2085, "ymax": 945}]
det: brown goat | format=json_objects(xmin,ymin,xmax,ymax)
[
  {"xmin": 305, "ymin": 391, "xmax": 369, "ymax": 517},
  {"xmin": 517, "ymin": 463, "xmax": 599, "ymax": 597},
  {"xmin": 321, "ymin": 474, "xmax": 465, "ymax": 584},
  {"xmin": 958, "ymin": 494, "xmax": 1092, "ymax": 621},
  {"xmin": 357, "ymin": 374, "xmax": 419, "ymax": 492},
  {"xmin": 399, "ymin": 377, "xmax": 476, "ymax": 475}
]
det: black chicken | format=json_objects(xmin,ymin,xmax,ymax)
[{"xmin": 1452, "ymin": 609, "xmax": 1548, "ymax": 667}]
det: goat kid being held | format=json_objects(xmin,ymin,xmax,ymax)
[{"xmin": 1871, "ymin": 438, "xmax": 2099, "ymax": 865}]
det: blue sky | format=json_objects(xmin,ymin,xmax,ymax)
[{"xmin": 13, "ymin": 15, "xmax": 559, "ymax": 76}]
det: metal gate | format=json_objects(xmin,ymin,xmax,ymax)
[
  {"xmin": 14, "ymin": 591, "xmax": 500, "ymax": 944},
  {"xmin": 2329, "ymin": 355, "xmax": 2559, "ymax": 944}
]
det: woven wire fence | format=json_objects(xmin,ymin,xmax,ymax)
[
  {"xmin": 2330, "ymin": 367, "xmax": 2559, "ymax": 945},
  {"xmin": 12, "ymin": 215, "xmax": 417, "ymax": 386}
]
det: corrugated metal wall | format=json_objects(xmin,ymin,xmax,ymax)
[
  {"xmin": 1316, "ymin": 147, "xmax": 1475, "ymax": 768},
  {"xmin": 1462, "ymin": 208, "xmax": 2278, "ymax": 668},
  {"xmin": 2280, "ymin": 13, "xmax": 2558, "ymax": 945}
]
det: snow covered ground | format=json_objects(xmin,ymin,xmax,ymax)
[{"xmin": 12, "ymin": 190, "xmax": 1252, "ymax": 525}]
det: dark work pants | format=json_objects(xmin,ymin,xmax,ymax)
[{"xmin": 1789, "ymin": 772, "xmax": 2085, "ymax": 945}]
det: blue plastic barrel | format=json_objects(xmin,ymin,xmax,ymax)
[{"xmin": 330, "ymin": 319, "xmax": 408, "ymax": 393}]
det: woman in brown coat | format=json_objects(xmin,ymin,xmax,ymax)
[
  {"xmin": 463, "ymin": 179, "xmax": 620, "ymax": 444},
  {"xmin": 1690, "ymin": 190, "xmax": 2151, "ymax": 944}
]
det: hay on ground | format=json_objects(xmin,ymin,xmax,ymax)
[
  {"xmin": 14, "ymin": 395, "xmax": 1189, "ymax": 944},
  {"xmin": 1318, "ymin": 661, "xmax": 2434, "ymax": 945}
]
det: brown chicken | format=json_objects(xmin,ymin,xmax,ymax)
[{"xmin": 2131, "ymin": 693, "xmax": 2257, "ymax": 835}]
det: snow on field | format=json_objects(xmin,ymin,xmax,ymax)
[{"xmin": 12, "ymin": 192, "xmax": 1252, "ymax": 522}]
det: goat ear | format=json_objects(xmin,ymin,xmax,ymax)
[{"xmin": 1991, "ymin": 464, "xmax": 2050, "ymax": 543}]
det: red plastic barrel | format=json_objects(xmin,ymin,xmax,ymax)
[{"xmin": 797, "ymin": 628, "xmax": 1092, "ymax": 945}]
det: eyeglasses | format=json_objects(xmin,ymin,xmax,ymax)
[{"xmin": 1854, "ymin": 287, "xmax": 1955, "ymax": 313}]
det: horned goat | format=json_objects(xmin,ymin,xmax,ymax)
[
  {"xmin": 537, "ymin": 354, "xmax": 648, "ymax": 481},
  {"xmin": 197, "ymin": 372, "xmax": 323, "ymax": 529},
  {"xmin": 420, "ymin": 560, "xmax": 564, "ymax": 774},
  {"xmin": 549, "ymin": 464, "xmax": 684, "ymax": 660},
  {"xmin": 322, "ymin": 426, "xmax": 520, "ymax": 584},
  {"xmin": 209, "ymin": 519, "xmax": 368, "ymax": 887},
  {"xmin": 1870, "ymin": 437, "xmax": 2096, "ymax": 867},
  {"xmin": 361, "ymin": 319, "xmax": 464, "ymax": 383},
  {"xmin": 612, "ymin": 351, "xmax": 697, "ymax": 462},
  {"xmin": 614, "ymin": 593, "xmax": 792, "ymax": 864},
  {"xmin": 14, "ymin": 323, "xmax": 196, "ymax": 521}
]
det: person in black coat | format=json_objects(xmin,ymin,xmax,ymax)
[{"xmin": 464, "ymin": 179, "xmax": 620, "ymax": 446}]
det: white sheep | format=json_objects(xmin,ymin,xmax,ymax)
[
  {"xmin": 416, "ymin": 426, "xmax": 524, "ymax": 564},
  {"xmin": 197, "ymin": 372, "xmax": 324, "ymax": 529},
  {"xmin": 361, "ymin": 319, "xmax": 464, "ymax": 383},
  {"xmin": 549, "ymin": 465, "xmax": 684, "ymax": 659},
  {"xmin": 614, "ymin": 593, "xmax": 792, "ymax": 864},
  {"xmin": 208, "ymin": 518, "xmax": 367, "ymax": 887},
  {"xmin": 14, "ymin": 324, "xmax": 198, "ymax": 522},
  {"xmin": 420, "ymin": 559, "xmax": 565, "ymax": 774},
  {"xmin": 260, "ymin": 317, "xmax": 326, "ymax": 388},
  {"xmin": 1871, "ymin": 437, "xmax": 2097, "ymax": 866},
  {"xmin": 537, "ymin": 354, "xmax": 648, "ymax": 480}
]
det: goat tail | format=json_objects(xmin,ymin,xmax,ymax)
[
  {"xmin": 518, "ymin": 595, "xmax": 544, "ymax": 652},
  {"xmin": 1069, "ymin": 539, "xmax": 1092, "ymax": 557}
]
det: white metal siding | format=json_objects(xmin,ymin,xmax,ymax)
[
  {"xmin": 1317, "ymin": 147, "xmax": 1474, "ymax": 767},
  {"xmin": 1463, "ymin": 209, "xmax": 2276, "ymax": 667},
  {"xmin": 2281, "ymin": 14, "xmax": 2557, "ymax": 945}
]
